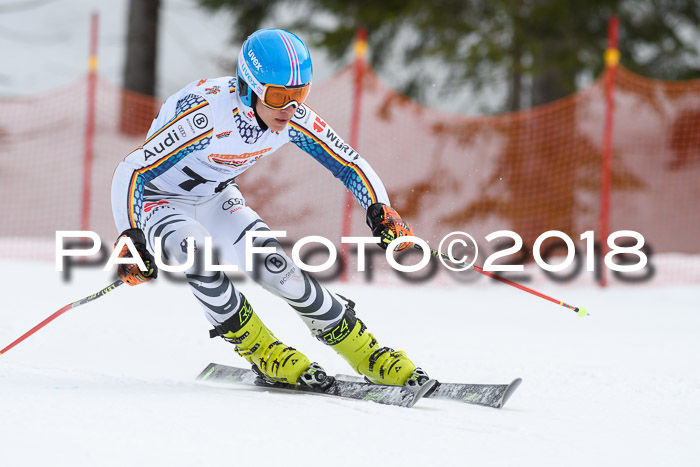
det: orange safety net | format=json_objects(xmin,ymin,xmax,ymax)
[
  {"xmin": 1, "ymin": 66, "xmax": 698, "ymax": 284},
  {"xmin": 0, "ymin": 78, "xmax": 157, "ymax": 261}
]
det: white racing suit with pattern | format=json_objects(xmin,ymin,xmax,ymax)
[{"xmin": 111, "ymin": 76, "xmax": 390, "ymax": 338}]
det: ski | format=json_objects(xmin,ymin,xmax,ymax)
[
  {"xmin": 196, "ymin": 363, "xmax": 437, "ymax": 408},
  {"xmin": 423, "ymin": 378, "xmax": 522, "ymax": 408},
  {"xmin": 335, "ymin": 374, "xmax": 522, "ymax": 409}
]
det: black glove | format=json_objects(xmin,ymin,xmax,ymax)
[
  {"xmin": 115, "ymin": 228, "xmax": 158, "ymax": 285},
  {"xmin": 366, "ymin": 203, "xmax": 414, "ymax": 252}
]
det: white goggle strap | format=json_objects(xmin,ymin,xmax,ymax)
[{"xmin": 237, "ymin": 49, "xmax": 267, "ymax": 101}]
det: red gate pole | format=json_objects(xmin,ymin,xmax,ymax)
[
  {"xmin": 80, "ymin": 13, "xmax": 99, "ymax": 232},
  {"xmin": 599, "ymin": 16, "xmax": 619, "ymax": 287},
  {"xmin": 340, "ymin": 28, "xmax": 368, "ymax": 282}
]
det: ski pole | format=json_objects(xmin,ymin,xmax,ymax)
[
  {"xmin": 0, "ymin": 279, "xmax": 124, "ymax": 356},
  {"xmin": 415, "ymin": 244, "xmax": 587, "ymax": 317}
]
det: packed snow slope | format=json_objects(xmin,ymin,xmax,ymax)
[{"xmin": 1, "ymin": 260, "xmax": 698, "ymax": 467}]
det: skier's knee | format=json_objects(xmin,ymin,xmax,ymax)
[
  {"xmin": 156, "ymin": 224, "xmax": 210, "ymax": 271},
  {"xmin": 249, "ymin": 239, "xmax": 302, "ymax": 293}
]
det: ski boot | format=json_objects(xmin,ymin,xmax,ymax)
[
  {"xmin": 319, "ymin": 296, "xmax": 430, "ymax": 388},
  {"xmin": 209, "ymin": 297, "xmax": 329, "ymax": 388}
]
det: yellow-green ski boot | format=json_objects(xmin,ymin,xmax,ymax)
[
  {"xmin": 209, "ymin": 297, "xmax": 328, "ymax": 387},
  {"xmin": 319, "ymin": 297, "xmax": 429, "ymax": 387}
]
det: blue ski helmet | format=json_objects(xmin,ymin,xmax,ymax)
[{"xmin": 237, "ymin": 29, "xmax": 313, "ymax": 109}]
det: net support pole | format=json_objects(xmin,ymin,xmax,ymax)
[
  {"xmin": 80, "ymin": 13, "xmax": 99, "ymax": 232},
  {"xmin": 599, "ymin": 16, "xmax": 619, "ymax": 287},
  {"xmin": 340, "ymin": 27, "xmax": 368, "ymax": 282}
]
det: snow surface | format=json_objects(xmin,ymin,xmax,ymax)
[{"xmin": 1, "ymin": 259, "xmax": 698, "ymax": 467}]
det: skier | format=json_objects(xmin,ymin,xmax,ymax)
[{"xmin": 111, "ymin": 28, "xmax": 428, "ymax": 389}]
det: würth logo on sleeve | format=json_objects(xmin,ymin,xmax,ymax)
[{"xmin": 313, "ymin": 116, "xmax": 326, "ymax": 133}]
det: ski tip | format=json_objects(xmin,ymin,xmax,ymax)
[
  {"xmin": 499, "ymin": 377, "xmax": 523, "ymax": 408},
  {"xmin": 409, "ymin": 379, "xmax": 438, "ymax": 408},
  {"xmin": 196, "ymin": 363, "xmax": 218, "ymax": 381}
]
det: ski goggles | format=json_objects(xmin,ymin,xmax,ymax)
[{"xmin": 260, "ymin": 83, "xmax": 311, "ymax": 110}]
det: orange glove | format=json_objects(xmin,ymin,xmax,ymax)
[
  {"xmin": 366, "ymin": 203, "xmax": 414, "ymax": 252},
  {"xmin": 115, "ymin": 228, "xmax": 158, "ymax": 285}
]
